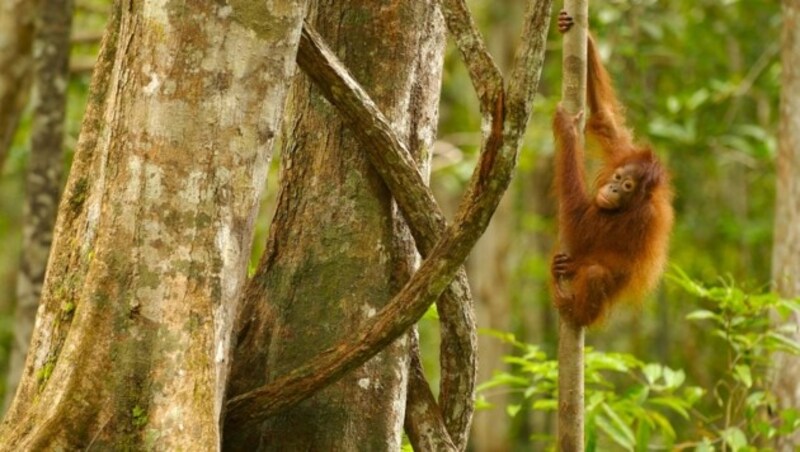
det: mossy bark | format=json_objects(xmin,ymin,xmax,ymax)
[
  {"xmin": 225, "ymin": 0, "xmax": 445, "ymax": 449},
  {"xmin": 0, "ymin": 0, "xmax": 306, "ymax": 449}
]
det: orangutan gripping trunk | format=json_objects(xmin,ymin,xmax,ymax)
[{"xmin": 551, "ymin": 11, "xmax": 674, "ymax": 327}]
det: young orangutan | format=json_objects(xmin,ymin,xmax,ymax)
[{"xmin": 551, "ymin": 11, "xmax": 674, "ymax": 327}]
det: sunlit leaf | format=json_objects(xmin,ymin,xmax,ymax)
[
  {"xmin": 506, "ymin": 404, "xmax": 521, "ymax": 418},
  {"xmin": 648, "ymin": 412, "xmax": 676, "ymax": 441},
  {"xmin": 721, "ymin": 426, "xmax": 748, "ymax": 450},
  {"xmin": 733, "ymin": 364, "xmax": 753, "ymax": 388},
  {"xmin": 766, "ymin": 332, "xmax": 800, "ymax": 354},
  {"xmin": 642, "ymin": 363, "xmax": 661, "ymax": 384},
  {"xmin": 596, "ymin": 413, "xmax": 635, "ymax": 450},
  {"xmin": 663, "ymin": 367, "xmax": 686, "ymax": 388},
  {"xmin": 635, "ymin": 419, "xmax": 651, "ymax": 452},
  {"xmin": 686, "ymin": 309, "xmax": 718, "ymax": 321},
  {"xmin": 532, "ymin": 399, "xmax": 557, "ymax": 411},
  {"xmin": 648, "ymin": 397, "xmax": 690, "ymax": 419}
]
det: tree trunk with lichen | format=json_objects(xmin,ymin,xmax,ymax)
[
  {"xmin": 224, "ymin": 1, "xmax": 445, "ymax": 449},
  {"xmin": 772, "ymin": 1, "xmax": 800, "ymax": 450},
  {"xmin": 0, "ymin": 0, "xmax": 307, "ymax": 448},
  {"xmin": 4, "ymin": 0, "xmax": 73, "ymax": 414}
]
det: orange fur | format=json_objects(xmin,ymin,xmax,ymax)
[{"xmin": 551, "ymin": 36, "xmax": 674, "ymax": 327}]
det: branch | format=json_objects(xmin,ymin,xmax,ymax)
[
  {"xmin": 405, "ymin": 331, "xmax": 457, "ymax": 452},
  {"xmin": 557, "ymin": 1, "xmax": 588, "ymax": 451},
  {"xmin": 296, "ymin": 23, "xmax": 476, "ymax": 448},
  {"xmin": 439, "ymin": 0, "xmax": 503, "ymax": 115},
  {"xmin": 225, "ymin": 0, "xmax": 553, "ymax": 431},
  {"xmin": 436, "ymin": 0, "xmax": 553, "ymax": 444},
  {"xmin": 225, "ymin": 217, "xmax": 482, "ymax": 427}
]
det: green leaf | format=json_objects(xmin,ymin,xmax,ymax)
[
  {"xmin": 506, "ymin": 404, "xmax": 521, "ymax": 417},
  {"xmin": 779, "ymin": 298, "xmax": 800, "ymax": 313},
  {"xmin": 683, "ymin": 386, "xmax": 706, "ymax": 404},
  {"xmin": 588, "ymin": 352, "xmax": 634, "ymax": 372},
  {"xmin": 532, "ymin": 399, "xmax": 557, "ymax": 411},
  {"xmin": 635, "ymin": 419, "xmax": 651, "ymax": 452},
  {"xmin": 687, "ymin": 88, "xmax": 710, "ymax": 110},
  {"xmin": 779, "ymin": 408, "xmax": 800, "ymax": 434},
  {"xmin": 648, "ymin": 397, "xmax": 690, "ymax": 419},
  {"xmin": 642, "ymin": 364, "xmax": 662, "ymax": 385},
  {"xmin": 745, "ymin": 391, "xmax": 766, "ymax": 410},
  {"xmin": 721, "ymin": 427, "xmax": 748, "ymax": 450},
  {"xmin": 733, "ymin": 364, "xmax": 753, "ymax": 388},
  {"xmin": 503, "ymin": 356, "xmax": 534, "ymax": 367},
  {"xmin": 694, "ymin": 438, "xmax": 715, "ymax": 452},
  {"xmin": 663, "ymin": 367, "xmax": 686, "ymax": 388},
  {"xmin": 474, "ymin": 395, "xmax": 493, "ymax": 410},
  {"xmin": 766, "ymin": 332, "xmax": 800, "ymax": 354},
  {"xmin": 648, "ymin": 411, "xmax": 677, "ymax": 441},
  {"xmin": 685, "ymin": 309, "xmax": 718, "ymax": 321},
  {"xmin": 752, "ymin": 419, "xmax": 776, "ymax": 438},
  {"xmin": 626, "ymin": 385, "xmax": 649, "ymax": 405},
  {"xmin": 422, "ymin": 303, "xmax": 439, "ymax": 321},
  {"xmin": 597, "ymin": 403, "xmax": 635, "ymax": 449}
]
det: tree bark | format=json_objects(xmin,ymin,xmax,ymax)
[
  {"xmin": 225, "ymin": 1, "xmax": 445, "ymax": 449},
  {"xmin": 4, "ymin": 0, "xmax": 73, "ymax": 414},
  {"xmin": 557, "ymin": 1, "xmax": 588, "ymax": 451},
  {"xmin": 772, "ymin": 1, "xmax": 800, "ymax": 450},
  {"xmin": 224, "ymin": 0, "xmax": 553, "ymax": 434},
  {"xmin": 295, "ymin": 21, "xmax": 477, "ymax": 450},
  {"xmin": 0, "ymin": 0, "xmax": 38, "ymax": 170},
  {"xmin": 0, "ymin": 0, "xmax": 306, "ymax": 448}
]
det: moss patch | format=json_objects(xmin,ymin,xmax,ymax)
[{"xmin": 68, "ymin": 177, "xmax": 89, "ymax": 212}]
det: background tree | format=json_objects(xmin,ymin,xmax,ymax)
[
  {"xmin": 0, "ymin": 0, "xmax": 38, "ymax": 170},
  {"xmin": 4, "ymin": 0, "xmax": 74, "ymax": 412},
  {"xmin": 772, "ymin": 0, "xmax": 800, "ymax": 450}
]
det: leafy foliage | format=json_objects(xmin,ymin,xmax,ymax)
[
  {"xmin": 670, "ymin": 268, "xmax": 800, "ymax": 449},
  {"xmin": 479, "ymin": 270, "xmax": 800, "ymax": 450},
  {"xmin": 477, "ymin": 330, "xmax": 702, "ymax": 450}
]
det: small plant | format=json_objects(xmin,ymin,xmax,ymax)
[
  {"xmin": 478, "ymin": 270, "xmax": 800, "ymax": 450},
  {"xmin": 669, "ymin": 268, "xmax": 800, "ymax": 450},
  {"xmin": 132, "ymin": 405, "xmax": 148, "ymax": 428},
  {"xmin": 477, "ymin": 330, "xmax": 702, "ymax": 450}
]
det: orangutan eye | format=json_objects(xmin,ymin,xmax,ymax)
[
  {"xmin": 622, "ymin": 180, "xmax": 635, "ymax": 191},
  {"xmin": 613, "ymin": 173, "xmax": 622, "ymax": 181}
]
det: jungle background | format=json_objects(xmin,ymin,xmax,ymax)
[{"xmin": 0, "ymin": 0, "xmax": 796, "ymax": 450}]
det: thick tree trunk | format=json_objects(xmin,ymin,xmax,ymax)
[
  {"xmin": 4, "ymin": 0, "xmax": 73, "ymax": 414},
  {"xmin": 0, "ymin": 1, "xmax": 306, "ymax": 448},
  {"xmin": 772, "ymin": 1, "xmax": 800, "ymax": 450},
  {"xmin": 225, "ymin": 1, "xmax": 445, "ymax": 449},
  {"xmin": 0, "ymin": 0, "xmax": 38, "ymax": 170}
]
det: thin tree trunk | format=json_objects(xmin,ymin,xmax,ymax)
[
  {"xmin": 0, "ymin": 0, "xmax": 38, "ymax": 170},
  {"xmin": 4, "ymin": 0, "xmax": 73, "ymax": 414},
  {"xmin": 557, "ymin": 1, "xmax": 588, "ymax": 451},
  {"xmin": 0, "ymin": 1, "xmax": 306, "ymax": 448},
  {"xmin": 772, "ymin": 1, "xmax": 800, "ymax": 450}
]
